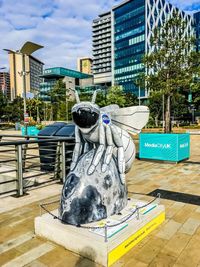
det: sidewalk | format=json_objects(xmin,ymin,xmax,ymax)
[{"xmin": 0, "ymin": 135, "xmax": 200, "ymax": 267}]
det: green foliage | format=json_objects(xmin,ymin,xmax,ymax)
[
  {"xmin": 0, "ymin": 91, "xmax": 8, "ymax": 119},
  {"xmin": 148, "ymin": 91, "xmax": 189, "ymax": 127},
  {"xmin": 49, "ymin": 79, "xmax": 67, "ymax": 121},
  {"xmin": 3, "ymin": 96, "xmax": 24, "ymax": 122},
  {"xmin": 36, "ymin": 124, "xmax": 44, "ymax": 130},
  {"xmin": 124, "ymin": 92, "xmax": 138, "ymax": 107},
  {"xmin": 79, "ymin": 86, "xmax": 138, "ymax": 108},
  {"xmin": 148, "ymin": 91, "xmax": 163, "ymax": 127},
  {"xmin": 144, "ymin": 11, "xmax": 200, "ymax": 132},
  {"xmin": 26, "ymin": 98, "xmax": 42, "ymax": 119},
  {"xmin": 106, "ymin": 86, "xmax": 126, "ymax": 107}
]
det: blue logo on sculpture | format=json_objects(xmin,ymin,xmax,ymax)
[{"xmin": 102, "ymin": 114, "xmax": 110, "ymax": 125}]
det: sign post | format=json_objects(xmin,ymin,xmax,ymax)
[{"xmin": 24, "ymin": 113, "xmax": 29, "ymax": 135}]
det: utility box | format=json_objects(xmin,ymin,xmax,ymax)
[
  {"xmin": 139, "ymin": 133, "xmax": 190, "ymax": 162},
  {"xmin": 21, "ymin": 126, "xmax": 40, "ymax": 136}
]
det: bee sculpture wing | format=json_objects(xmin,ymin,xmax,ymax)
[
  {"xmin": 100, "ymin": 104, "xmax": 120, "ymax": 113},
  {"xmin": 110, "ymin": 106, "xmax": 150, "ymax": 134}
]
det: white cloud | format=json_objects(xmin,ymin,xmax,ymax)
[
  {"xmin": 169, "ymin": 0, "xmax": 200, "ymax": 12},
  {"xmin": 0, "ymin": 0, "xmax": 199, "ymax": 71}
]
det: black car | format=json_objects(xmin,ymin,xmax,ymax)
[{"xmin": 38, "ymin": 123, "xmax": 75, "ymax": 172}]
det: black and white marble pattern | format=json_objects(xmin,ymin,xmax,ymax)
[{"xmin": 59, "ymin": 149, "xmax": 127, "ymax": 225}]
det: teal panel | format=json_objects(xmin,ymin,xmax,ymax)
[
  {"xmin": 42, "ymin": 67, "xmax": 92, "ymax": 79},
  {"xmin": 21, "ymin": 126, "xmax": 40, "ymax": 136},
  {"xmin": 177, "ymin": 134, "xmax": 190, "ymax": 161},
  {"xmin": 139, "ymin": 133, "xmax": 190, "ymax": 162}
]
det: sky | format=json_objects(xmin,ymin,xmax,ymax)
[{"xmin": 0, "ymin": 0, "xmax": 199, "ymax": 71}]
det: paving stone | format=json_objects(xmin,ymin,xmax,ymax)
[
  {"xmin": 195, "ymin": 206, "xmax": 200, "ymax": 213},
  {"xmin": 178, "ymin": 218, "xmax": 200, "ymax": 235},
  {"xmin": 38, "ymin": 246, "xmax": 79, "ymax": 267},
  {"xmin": 172, "ymin": 205, "xmax": 196, "ymax": 224},
  {"xmin": 25, "ymin": 260, "xmax": 47, "ymax": 267},
  {"xmin": 125, "ymin": 258, "xmax": 148, "ymax": 267},
  {"xmin": 134, "ymin": 237, "xmax": 167, "ymax": 264},
  {"xmin": 0, "ymin": 248, "xmax": 21, "ymax": 266},
  {"xmin": 194, "ymin": 225, "xmax": 200, "ymax": 236},
  {"xmin": 2, "ymin": 243, "xmax": 54, "ymax": 267},
  {"xmin": 160, "ymin": 232, "xmax": 191, "ymax": 258},
  {"xmin": 0, "ymin": 231, "xmax": 33, "ymax": 253},
  {"xmin": 148, "ymin": 252, "xmax": 176, "ymax": 267},
  {"xmin": 165, "ymin": 202, "xmax": 185, "ymax": 219},
  {"xmin": 15, "ymin": 236, "xmax": 45, "ymax": 253},
  {"xmin": 175, "ymin": 235, "xmax": 200, "ymax": 267},
  {"xmin": 155, "ymin": 220, "xmax": 181, "ymax": 240}
]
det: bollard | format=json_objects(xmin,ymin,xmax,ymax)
[
  {"xmin": 60, "ymin": 141, "xmax": 66, "ymax": 183},
  {"xmin": 136, "ymin": 205, "xmax": 140, "ymax": 220},
  {"xmin": 104, "ymin": 224, "xmax": 108, "ymax": 242},
  {"xmin": 15, "ymin": 144, "xmax": 23, "ymax": 196}
]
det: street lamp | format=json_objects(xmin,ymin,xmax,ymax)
[
  {"xmin": 67, "ymin": 80, "xmax": 73, "ymax": 123},
  {"xmin": 4, "ymin": 42, "xmax": 43, "ymax": 135},
  {"xmin": 138, "ymin": 82, "xmax": 141, "ymax": 106},
  {"xmin": 134, "ymin": 78, "xmax": 141, "ymax": 106}
]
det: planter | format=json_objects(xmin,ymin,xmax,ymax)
[
  {"xmin": 139, "ymin": 133, "xmax": 190, "ymax": 162},
  {"xmin": 21, "ymin": 126, "xmax": 40, "ymax": 136}
]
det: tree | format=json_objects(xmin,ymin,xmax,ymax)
[
  {"xmin": 124, "ymin": 92, "xmax": 138, "ymax": 107},
  {"xmin": 148, "ymin": 91, "xmax": 163, "ymax": 127},
  {"xmin": 105, "ymin": 86, "xmax": 126, "ymax": 107},
  {"xmin": 26, "ymin": 98, "xmax": 42, "ymax": 121},
  {"xmin": 144, "ymin": 11, "xmax": 199, "ymax": 132},
  {"xmin": 49, "ymin": 79, "xmax": 67, "ymax": 121},
  {"xmin": 189, "ymin": 52, "xmax": 200, "ymax": 110},
  {"xmin": 4, "ymin": 96, "xmax": 24, "ymax": 122},
  {"xmin": 0, "ymin": 91, "xmax": 7, "ymax": 120}
]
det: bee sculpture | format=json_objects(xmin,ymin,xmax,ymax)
[
  {"xmin": 70, "ymin": 90, "xmax": 149, "ymax": 184},
  {"xmin": 60, "ymin": 89, "xmax": 149, "ymax": 225}
]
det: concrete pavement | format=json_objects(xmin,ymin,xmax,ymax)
[{"xmin": 0, "ymin": 135, "xmax": 200, "ymax": 267}]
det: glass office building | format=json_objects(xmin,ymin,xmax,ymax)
[
  {"xmin": 112, "ymin": 0, "xmax": 194, "ymax": 96},
  {"xmin": 39, "ymin": 67, "xmax": 93, "ymax": 101},
  {"xmin": 194, "ymin": 11, "xmax": 200, "ymax": 52},
  {"xmin": 113, "ymin": 0, "xmax": 145, "ymax": 95}
]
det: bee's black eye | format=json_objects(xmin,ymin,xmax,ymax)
[{"xmin": 72, "ymin": 109, "xmax": 99, "ymax": 128}]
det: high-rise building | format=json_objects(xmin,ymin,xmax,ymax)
[
  {"xmin": 112, "ymin": 0, "xmax": 194, "ymax": 96},
  {"xmin": 194, "ymin": 11, "xmax": 200, "ymax": 52},
  {"xmin": 77, "ymin": 57, "xmax": 93, "ymax": 75},
  {"xmin": 93, "ymin": 0, "xmax": 197, "ymax": 97},
  {"xmin": 0, "ymin": 72, "xmax": 10, "ymax": 99},
  {"xmin": 8, "ymin": 52, "xmax": 44, "ymax": 100},
  {"xmin": 92, "ymin": 11, "xmax": 112, "ymax": 86}
]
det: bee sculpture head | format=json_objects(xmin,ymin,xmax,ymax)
[{"xmin": 72, "ymin": 90, "xmax": 100, "ymax": 132}]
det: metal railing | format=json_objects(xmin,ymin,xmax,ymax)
[
  {"xmin": 0, "ymin": 135, "xmax": 75, "ymax": 197},
  {"xmin": 40, "ymin": 194, "xmax": 161, "ymax": 242}
]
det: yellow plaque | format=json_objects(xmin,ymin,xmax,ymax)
[{"xmin": 108, "ymin": 211, "xmax": 165, "ymax": 266}]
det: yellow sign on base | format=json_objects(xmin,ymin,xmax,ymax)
[{"xmin": 108, "ymin": 211, "xmax": 165, "ymax": 267}]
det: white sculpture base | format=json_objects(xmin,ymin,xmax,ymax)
[{"xmin": 35, "ymin": 199, "xmax": 165, "ymax": 267}]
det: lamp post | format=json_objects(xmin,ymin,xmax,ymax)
[
  {"xmin": 4, "ymin": 42, "xmax": 43, "ymax": 135},
  {"xmin": 138, "ymin": 82, "xmax": 141, "ymax": 106},
  {"xmin": 134, "ymin": 78, "xmax": 141, "ymax": 106},
  {"xmin": 67, "ymin": 80, "xmax": 72, "ymax": 123}
]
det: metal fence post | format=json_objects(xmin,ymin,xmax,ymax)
[
  {"xmin": 60, "ymin": 141, "xmax": 66, "ymax": 183},
  {"xmin": 54, "ymin": 141, "xmax": 61, "ymax": 180},
  {"xmin": 15, "ymin": 144, "xmax": 23, "ymax": 196}
]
